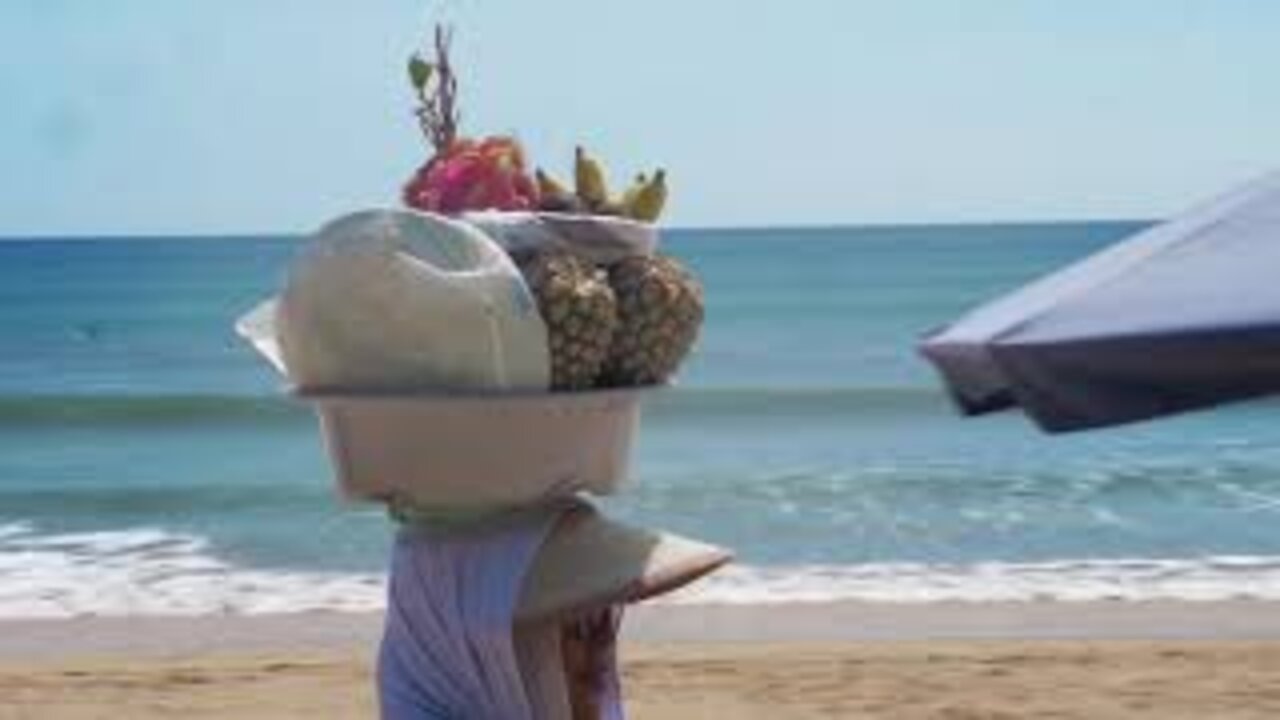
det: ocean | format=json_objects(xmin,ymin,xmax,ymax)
[{"xmin": 4, "ymin": 222, "xmax": 1280, "ymax": 618}]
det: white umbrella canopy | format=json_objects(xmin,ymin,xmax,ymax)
[{"xmin": 921, "ymin": 170, "xmax": 1280, "ymax": 433}]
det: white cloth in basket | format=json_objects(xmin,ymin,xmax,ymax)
[{"xmin": 237, "ymin": 208, "xmax": 550, "ymax": 392}]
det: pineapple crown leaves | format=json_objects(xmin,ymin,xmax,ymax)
[{"xmin": 408, "ymin": 23, "xmax": 461, "ymax": 154}]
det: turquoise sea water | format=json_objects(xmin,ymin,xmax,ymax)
[{"xmin": 4, "ymin": 222, "xmax": 1280, "ymax": 616}]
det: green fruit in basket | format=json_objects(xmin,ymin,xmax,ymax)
[
  {"xmin": 516, "ymin": 250, "xmax": 619, "ymax": 390},
  {"xmin": 601, "ymin": 253, "xmax": 703, "ymax": 386}
]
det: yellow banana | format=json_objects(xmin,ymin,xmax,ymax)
[
  {"xmin": 574, "ymin": 145, "xmax": 610, "ymax": 209},
  {"xmin": 536, "ymin": 168, "xmax": 571, "ymax": 200},
  {"xmin": 537, "ymin": 168, "xmax": 588, "ymax": 213},
  {"xmin": 629, "ymin": 169, "xmax": 667, "ymax": 222},
  {"xmin": 620, "ymin": 173, "xmax": 648, "ymax": 216}
]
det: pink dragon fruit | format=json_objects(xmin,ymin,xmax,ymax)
[{"xmin": 403, "ymin": 136, "xmax": 540, "ymax": 214}]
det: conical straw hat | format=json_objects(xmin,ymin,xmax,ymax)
[{"xmin": 516, "ymin": 501, "xmax": 732, "ymax": 623}]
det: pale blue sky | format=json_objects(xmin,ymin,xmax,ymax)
[{"xmin": 2, "ymin": 1, "xmax": 1277, "ymax": 236}]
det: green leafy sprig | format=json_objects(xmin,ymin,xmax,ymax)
[{"xmin": 408, "ymin": 23, "xmax": 460, "ymax": 154}]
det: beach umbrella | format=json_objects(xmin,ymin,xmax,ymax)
[{"xmin": 920, "ymin": 170, "xmax": 1280, "ymax": 433}]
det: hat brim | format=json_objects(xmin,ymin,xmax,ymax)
[
  {"xmin": 236, "ymin": 297, "xmax": 287, "ymax": 373},
  {"xmin": 516, "ymin": 503, "xmax": 732, "ymax": 623}
]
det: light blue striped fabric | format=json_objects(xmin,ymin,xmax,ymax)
[{"xmin": 377, "ymin": 503, "xmax": 625, "ymax": 719}]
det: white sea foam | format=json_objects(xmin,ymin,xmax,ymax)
[
  {"xmin": 0, "ymin": 526, "xmax": 383, "ymax": 618},
  {"xmin": 666, "ymin": 557, "xmax": 1280, "ymax": 604},
  {"xmin": 4, "ymin": 525, "xmax": 1280, "ymax": 618}
]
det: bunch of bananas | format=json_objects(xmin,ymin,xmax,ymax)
[{"xmin": 535, "ymin": 146, "xmax": 668, "ymax": 222}]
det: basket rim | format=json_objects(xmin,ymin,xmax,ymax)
[{"xmin": 290, "ymin": 383, "xmax": 665, "ymax": 404}]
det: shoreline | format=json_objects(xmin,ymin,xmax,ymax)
[
  {"xmin": 4, "ymin": 602, "xmax": 1280, "ymax": 718},
  {"xmin": 4, "ymin": 599, "xmax": 1280, "ymax": 663}
]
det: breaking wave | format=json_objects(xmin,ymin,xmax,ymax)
[{"xmin": 3, "ymin": 523, "xmax": 1280, "ymax": 619}]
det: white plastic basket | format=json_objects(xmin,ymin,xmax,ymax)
[{"xmin": 299, "ymin": 387, "xmax": 653, "ymax": 510}]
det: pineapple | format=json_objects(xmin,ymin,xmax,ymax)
[
  {"xmin": 602, "ymin": 254, "xmax": 703, "ymax": 386},
  {"xmin": 515, "ymin": 250, "xmax": 618, "ymax": 390}
]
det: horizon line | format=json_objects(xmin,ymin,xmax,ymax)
[{"xmin": 0, "ymin": 216, "xmax": 1154, "ymax": 242}]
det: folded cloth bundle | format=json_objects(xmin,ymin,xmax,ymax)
[
  {"xmin": 237, "ymin": 209, "xmax": 550, "ymax": 392},
  {"xmin": 379, "ymin": 499, "xmax": 730, "ymax": 719}
]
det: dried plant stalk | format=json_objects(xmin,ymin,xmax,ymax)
[{"xmin": 411, "ymin": 23, "xmax": 461, "ymax": 154}]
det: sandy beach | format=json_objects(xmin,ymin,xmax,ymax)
[{"xmin": 3, "ymin": 601, "xmax": 1280, "ymax": 719}]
